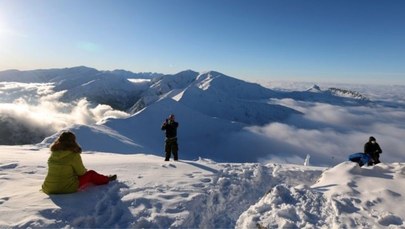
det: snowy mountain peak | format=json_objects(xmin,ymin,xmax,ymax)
[
  {"xmin": 128, "ymin": 69, "xmax": 293, "ymax": 128},
  {"xmin": 172, "ymin": 69, "xmax": 199, "ymax": 78},
  {"xmin": 199, "ymin": 70, "xmax": 224, "ymax": 77},
  {"xmin": 108, "ymin": 69, "xmax": 163, "ymax": 79},
  {"xmin": 307, "ymin": 84, "xmax": 322, "ymax": 92},
  {"xmin": 197, "ymin": 71, "xmax": 235, "ymax": 81},
  {"xmin": 63, "ymin": 66, "xmax": 98, "ymax": 72}
]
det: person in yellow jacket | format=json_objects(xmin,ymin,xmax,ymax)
[{"xmin": 42, "ymin": 131, "xmax": 117, "ymax": 194}]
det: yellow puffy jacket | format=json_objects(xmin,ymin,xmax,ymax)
[{"xmin": 42, "ymin": 150, "xmax": 87, "ymax": 194}]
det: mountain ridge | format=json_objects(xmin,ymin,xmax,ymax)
[{"xmin": 0, "ymin": 66, "xmax": 378, "ymax": 164}]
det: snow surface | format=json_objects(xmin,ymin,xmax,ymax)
[
  {"xmin": 1, "ymin": 146, "xmax": 404, "ymax": 228},
  {"xmin": 237, "ymin": 162, "xmax": 405, "ymax": 228}
]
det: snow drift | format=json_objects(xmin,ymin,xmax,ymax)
[{"xmin": 237, "ymin": 162, "xmax": 405, "ymax": 228}]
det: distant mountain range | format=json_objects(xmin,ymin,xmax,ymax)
[
  {"xmin": 0, "ymin": 66, "xmax": 162, "ymax": 110},
  {"xmin": 0, "ymin": 66, "xmax": 370, "ymax": 161},
  {"xmin": 0, "ymin": 66, "xmax": 369, "ymax": 113}
]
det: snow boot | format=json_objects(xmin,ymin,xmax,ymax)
[{"xmin": 108, "ymin": 175, "xmax": 117, "ymax": 181}]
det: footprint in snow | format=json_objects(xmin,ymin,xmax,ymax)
[
  {"xmin": 0, "ymin": 197, "xmax": 10, "ymax": 205},
  {"xmin": 192, "ymin": 183, "xmax": 205, "ymax": 188},
  {"xmin": 0, "ymin": 163, "xmax": 18, "ymax": 170},
  {"xmin": 200, "ymin": 178, "xmax": 211, "ymax": 183},
  {"xmin": 179, "ymin": 192, "xmax": 189, "ymax": 198},
  {"xmin": 158, "ymin": 194, "xmax": 177, "ymax": 200},
  {"xmin": 378, "ymin": 214, "xmax": 403, "ymax": 226},
  {"xmin": 161, "ymin": 164, "xmax": 176, "ymax": 168}
]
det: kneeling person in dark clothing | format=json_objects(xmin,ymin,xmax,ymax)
[
  {"xmin": 364, "ymin": 136, "xmax": 382, "ymax": 165},
  {"xmin": 161, "ymin": 114, "xmax": 179, "ymax": 161}
]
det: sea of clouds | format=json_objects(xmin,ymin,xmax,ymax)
[
  {"xmin": 249, "ymin": 82, "xmax": 405, "ymax": 165},
  {"xmin": 0, "ymin": 82, "xmax": 129, "ymax": 145}
]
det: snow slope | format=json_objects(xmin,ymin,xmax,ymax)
[
  {"xmin": 176, "ymin": 71, "xmax": 299, "ymax": 125},
  {"xmin": 41, "ymin": 97, "xmax": 247, "ymax": 161},
  {"xmin": 1, "ymin": 146, "xmax": 404, "ymax": 228},
  {"xmin": 127, "ymin": 70, "xmax": 293, "ymax": 126},
  {"xmin": 61, "ymin": 75, "xmax": 148, "ymax": 110}
]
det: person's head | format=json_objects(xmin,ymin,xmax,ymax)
[
  {"xmin": 58, "ymin": 131, "xmax": 77, "ymax": 143},
  {"xmin": 369, "ymin": 136, "xmax": 376, "ymax": 143},
  {"xmin": 168, "ymin": 114, "xmax": 175, "ymax": 121},
  {"xmin": 50, "ymin": 131, "xmax": 82, "ymax": 153}
]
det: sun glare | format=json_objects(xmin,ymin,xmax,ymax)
[
  {"xmin": 0, "ymin": 15, "xmax": 8, "ymax": 43},
  {"xmin": 0, "ymin": 13, "xmax": 17, "ymax": 44}
]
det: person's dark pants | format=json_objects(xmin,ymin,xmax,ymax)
[
  {"xmin": 371, "ymin": 152, "xmax": 381, "ymax": 164},
  {"xmin": 367, "ymin": 152, "xmax": 381, "ymax": 165},
  {"xmin": 165, "ymin": 138, "xmax": 178, "ymax": 161}
]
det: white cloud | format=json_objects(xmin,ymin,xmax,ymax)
[
  {"xmin": 244, "ymin": 97, "xmax": 405, "ymax": 166},
  {"xmin": 0, "ymin": 82, "xmax": 129, "ymax": 144},
  {"xmin": 91, "ymin": 104, "xmax": 130, "ymax": 124}
]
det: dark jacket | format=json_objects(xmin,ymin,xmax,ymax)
[
  {"xmin": 161, "ymin": 121, "xmax": 179, "ymax": 138},
  {"xmin": 364, "ymin": 141, "xmax": 382, "ymax": 155}
]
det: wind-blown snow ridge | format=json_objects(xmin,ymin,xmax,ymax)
[
  {"xmin": 328, "ymin": 87, "xmax": 369, "ymax": 100},
  {"xmin": 277, "ymin": 84, "xmax": 371, "ymax": 106}
]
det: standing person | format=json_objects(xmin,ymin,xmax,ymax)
[
  {"xmin": 161, "ymin": 114, "xmax": 179, "ymax": 161},
  {"xmin": 42, "ymin": 131, "xmax": 117, "ymax": 194},
  {"xmin": 364, "ymin": 136, "xmax": 383, "ymax": 166}
]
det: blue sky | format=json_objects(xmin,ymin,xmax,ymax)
[{"xmin": 0, "ymin": 0, "xmax": 404, "ymax": 84}]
